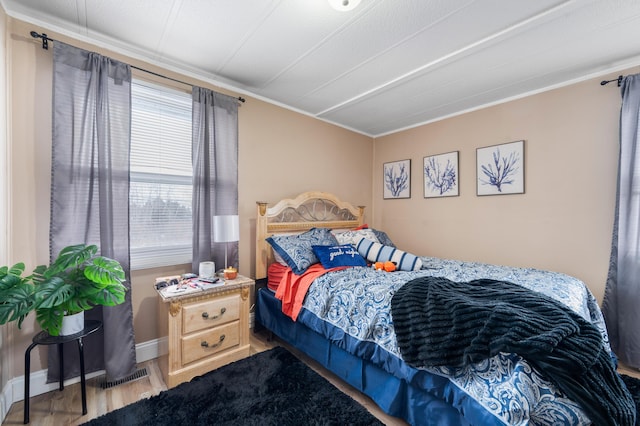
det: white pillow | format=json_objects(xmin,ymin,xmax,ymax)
[
  {"xmin": 356, "ymin": 238, "xmax": 422, "ymax": 271},
  {"xmin": 332, "ymin": 228, "xmax": 379, "ymax": 247}
]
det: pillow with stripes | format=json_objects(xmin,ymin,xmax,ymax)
[{"xmin": 356, "ymin": 238, "xmax": 422, "ymax": 271}]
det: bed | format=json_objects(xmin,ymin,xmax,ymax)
[{"xmin": 254, "ymin": 191, "xmax": 634, "ymax": 426}]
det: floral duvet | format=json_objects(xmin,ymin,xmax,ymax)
[{"xmin": 295, "ymin": 257, "xmax": 612, "ymax": 425}]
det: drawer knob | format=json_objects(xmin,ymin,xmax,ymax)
[
  {"xmin": 202, "ymin": 307, "xmax": 226, "ymax": 320},
  {"xmin": 201, "ymin": 334, "xmax": 225, "ymax": 348}
]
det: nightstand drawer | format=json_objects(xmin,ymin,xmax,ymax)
[
  {"xmin": 182, "ymin": 294, "xmax": 240, "ymax": 334},
  {"xmin": 181, "ymin": 321, "xmax": 240, "ymax": 365}
]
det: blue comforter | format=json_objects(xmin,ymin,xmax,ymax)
[{"xmin": 298, "ymin": 257, "xmax": 612, "ymax": 425}]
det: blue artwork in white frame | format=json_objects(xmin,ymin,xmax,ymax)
[
  {"xmin": 424, "ymin": 151, "xmax": 459, "ymax": 198},
  {"xmin": 477, "ymin": 140, "xmax": 525, "ymax": 196},
  {"xmin": 383, "ymin": 159, "xmax": 411, "ymax": 199}
]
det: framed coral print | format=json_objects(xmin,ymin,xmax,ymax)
[
  {"xmin": 424, "ymin": 151, "xmax": 459, "ymax": 198},
  {"xmin": 383, "ymin": 159, "xmax": 411, "ymax": 199},
  {"xmin": 476, "ymin": 140, "xmax": 525, "ymax": 196}
]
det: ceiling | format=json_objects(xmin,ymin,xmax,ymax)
[{"xmin": 3, "ymin": 0, "xmax": 640, "ymax": 137}]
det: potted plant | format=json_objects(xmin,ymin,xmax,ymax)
[{"xmin": 0, "ymin": 244, "xmax": 127, "ymax": 336}]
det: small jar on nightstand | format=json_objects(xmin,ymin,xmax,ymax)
[
  {"xmin": 223, "ymin": 266, "xmax": 238, "ymax": 280},
  {"xmin": 155, "ymin": 274, "xmax": 254, "ymax": 388}
]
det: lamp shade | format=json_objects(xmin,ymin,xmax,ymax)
[{"xmin": 213, "ymin": 215, "xmax": 239, "ymax": 243}]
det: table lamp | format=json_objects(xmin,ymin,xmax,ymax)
[{"xmin": 213, "ymin": 215, "xmax": 239, "ymax": 272}]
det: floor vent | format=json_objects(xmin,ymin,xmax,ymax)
[{"xmin": 100, "ymin": 367, "xmax": 148, "ymax": 389}]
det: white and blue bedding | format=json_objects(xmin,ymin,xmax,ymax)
[{"xmin": 296, "ymin": 257, "xmax": 611, "ymax": 425}]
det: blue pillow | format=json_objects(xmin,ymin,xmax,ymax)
[
  {"xmin": 312, "ymin": 244, "xmax": 367, "ymax": 269},
  {"xmin": 266, "ymin": 228, "xmax": 338, "ymax": 275},
  {"xmin": 356, "ymin": 238, "xmax": 422, "ymax": 271},
  {"xmin": 371, "ymin": 228, "xmax": 396, "ymax": 248}
]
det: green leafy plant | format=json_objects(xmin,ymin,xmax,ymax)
[{"xmin": 0, "ymin": 244, "xmax": 127, "ymax": 336}]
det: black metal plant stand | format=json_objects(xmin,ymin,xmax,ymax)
[{"xmin": 23, "ymin": 320, "xmax": 102, "ymax": 424}]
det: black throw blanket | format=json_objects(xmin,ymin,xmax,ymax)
[{"xmin": 391, "ymin": 276, "xmax": 635, "ymax": 426}]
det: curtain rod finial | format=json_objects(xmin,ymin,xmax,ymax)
[
  {"xmin": 29, "ymin": 30, "xmax": 48, "ymax": 49},
  {"xmin": 600, "ymin": 75, "xmax": 624, "ymax": 87}
]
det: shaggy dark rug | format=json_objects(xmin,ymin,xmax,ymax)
[{"xmin": 83, "ymin": 346, "xmax": 384, "ymax": 426}]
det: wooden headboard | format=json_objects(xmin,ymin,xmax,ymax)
[{"xmin": 255, "ymin": 191, "xmax": 365, "ymax": 279}]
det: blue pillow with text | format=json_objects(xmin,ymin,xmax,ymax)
[{"xmin": 312, "ymin": 244, "xmax": 367, "ymax": 269}]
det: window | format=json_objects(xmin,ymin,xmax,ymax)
[{"xmin": 130, "ymin": 80, "xmax": 193, "ymax": 269}]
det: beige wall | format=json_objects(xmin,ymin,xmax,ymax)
[
  {"xmin": 1, "ymin": 3, "xmax": 10, "ymax": 414},
  {"xmin": 5, "ymin": 17, "xmax": 372, "ymax": 376},
  {"xmin": 373, "ymin": 70, "xmax": 637, "ymax": 303}
]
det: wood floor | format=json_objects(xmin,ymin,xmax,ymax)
[
  {"xmin": 2, "ymin": 330, "xmax": 406, "ymax": 426},
  {"xmin": 5, "ymin": 330, "xmax": 640, "ymax": 426}
]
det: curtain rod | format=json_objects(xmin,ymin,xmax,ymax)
[
  {"xmin": 29, "ymin": 30, "xmax": 246, "ymax": 103},
  {"xmin": 600, "ymin": 75, "xmax": 624, "ymax": 87}
]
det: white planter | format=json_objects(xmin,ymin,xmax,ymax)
[{"xmin": 60, "ymin": 311, "xmax": 85, "ymax": 336}]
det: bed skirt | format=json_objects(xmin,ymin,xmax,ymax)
[{"xmin": 255, "ymin": 287, "xmax": 494, "ymax": 426}]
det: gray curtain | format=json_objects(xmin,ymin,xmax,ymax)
[
  {"xmin": 603, "ymin": 73, "xmax": 640, "ymax": 369},
  {"xmin": 192, "ymin": 87, "xmax": 239, "ymax": 273},
  {"xmin": 49, "ymin": 42, "xmax": 136, "ymax": 381}
]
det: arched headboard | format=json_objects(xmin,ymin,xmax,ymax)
[{"xmin": 255, "ymin": 191, "xmax": 365, "ymax": 279}]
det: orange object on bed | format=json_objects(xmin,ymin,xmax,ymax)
[
  {"xmin": 274, "ymin": 263, "xmax": 346, "ymax": 320},
  {"xmin": 267, "ymin": 262, "xmax": 289, "ymax": 291}
]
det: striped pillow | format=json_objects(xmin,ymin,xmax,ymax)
[{"xmin": 356, "ymin": 238, "xmax": 422, "ymax": 271}]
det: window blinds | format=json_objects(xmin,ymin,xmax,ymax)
[{"xmin": 130, "ymin": 80, "xmax": 193, "ymax": 269}]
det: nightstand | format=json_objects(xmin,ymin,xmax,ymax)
[{"xmin": 156, "ymin": 274, "xmax": 254, "ymax": 388}]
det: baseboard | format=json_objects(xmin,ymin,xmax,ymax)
[
  {"xmin": 0, "ymin": 385, "xmax": 10, "ymax": 425},
  {"xmin": 0, "ymin": 326, "xmax": 259, "ymax": 423},
  {"xmin": 137, "ymin": 336, "xmax": 167, "ymax": 362}
]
